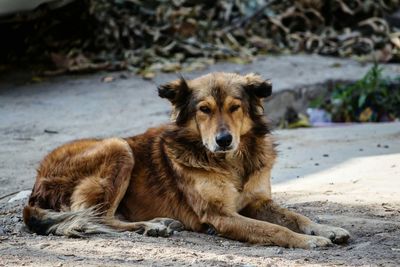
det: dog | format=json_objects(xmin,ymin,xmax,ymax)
[{"xmin": 23, "ymin": 72, "xmax": 350, "ymax": 248}]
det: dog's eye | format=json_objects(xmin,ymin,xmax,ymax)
[
  {"xmin": 230, "ymin": 105, "xmax": 241, "ymax": 113},
  {"xmin": 199, "ymin": 106, "xmax": 211, "ymax": 114}
]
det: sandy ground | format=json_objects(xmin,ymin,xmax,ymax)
[{"xmin": 1, "ymin": 56, "xmax": 400, "ymax": 266}]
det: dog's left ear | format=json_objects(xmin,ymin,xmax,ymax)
[
  {"xmin": 244, "ymin": 73, "xmax": 272, "ymax": 98},
  {"xmin": 157, "ymin": 77, "xmax": 190, "ymax": 105}
]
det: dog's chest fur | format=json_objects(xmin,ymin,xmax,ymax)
[
  {"xmin": 187, "ymin": 160, "xmax": 272, "ymax": 214},
  {"xmin": 164, "ymin": 130, "xmax": 276, "ymax": 213},
  {"xmin": 121, "ymin": 125, "xmax": 276, "ymax": 230}
]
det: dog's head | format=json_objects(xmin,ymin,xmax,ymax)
[{"xmin": 158, "ymin": 72, "xmax": 272, "ymax": 153}]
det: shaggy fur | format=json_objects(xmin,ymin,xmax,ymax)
[{"xmin": 23, "ymin": 72, "xmax": 350, "ymax": 248}]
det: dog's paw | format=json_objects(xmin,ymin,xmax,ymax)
[
  {"xmin": 288, "ymin": 233, "xmax": 332, "ymax": 249},
  {"xmin": 304, "ymin": 235, "xmax": 333, "ymax": 249},
  {"xmin": 135, "ymin": 218, "xmax": 184, "ymax": 237},
  {"xmin": 152, "ymin": 218, "xmax": 185, "ymax": 233},
  {"xmin": 305, "ymin": 223, "xmax": 350, "ymax": 244},
  {"xmin": 206, "ymin": 225, "xmax": 218, "ymax": 235}
]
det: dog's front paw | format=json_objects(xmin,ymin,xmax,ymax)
[
  {"xmin": 305, "ymin": 223, "xmax": 350, "ymax": 244},
  {"xmin": 290, "ymin": 233, "xmax": 332, "ymax": 249},
  {"xmin": 305, "ymin": 235, "xmax": 333, "ymax": 249},
  {"xmin": 136, "ymin": 218, "xmax": 184, "ymax": 237}
]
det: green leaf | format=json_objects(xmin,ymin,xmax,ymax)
[{"xmin": 358, "ymin": 94, "xmax": 367, "ymax": 108}]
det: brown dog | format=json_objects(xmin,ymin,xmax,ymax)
[{"xmin": 23, "ymin": 72, "xmax": 350, "ymax": 248}]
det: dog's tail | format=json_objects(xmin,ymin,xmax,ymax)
[{"xmin": 23, "ymin": 205, "xmax": 116, "ymax": 237}]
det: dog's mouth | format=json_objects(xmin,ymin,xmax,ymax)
[
  {"xmin": 203, "ymin": 141, "xmax": 238, "ymax": 154},
  {"xmin": 214, "ymin": 145, "xmax": 235, "ymax": 153}
]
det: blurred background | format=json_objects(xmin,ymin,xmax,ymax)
[
  {"xmin": 1, "ymin": 0, "xmax": 400, "ymax": 72},
  {"xmin": 0, "ymin": 0, "xmax": 399, "ymax": 126}
]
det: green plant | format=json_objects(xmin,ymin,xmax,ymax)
[{"xmin": 317, "ymin": 64, "xmax": 400, "ymax": 122}]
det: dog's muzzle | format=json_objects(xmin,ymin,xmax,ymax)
[{"xmin": 215, "ymin": 131, "xmax": 233, "ymax": 151}]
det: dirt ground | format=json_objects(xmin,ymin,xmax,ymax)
[
  {"xmin": 1, "ymin": 56, "xmax": 399, "ymax": 266},
  {"xmin": 1, "ymin": 193, "xmax": 399, "ymax": 266}
]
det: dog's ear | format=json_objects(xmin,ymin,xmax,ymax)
[
  {"xmin": 243, "ymin": 73, "xmax": 272, "ymax": 98},
  {"xmin": 158, "ymin": 77, "xmax": 192, "ymax": 125},
  {"xmin": 158, "ymin": 77, "xmax": 190, "ymax": 105}
]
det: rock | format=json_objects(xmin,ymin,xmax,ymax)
[
  {"xmin": 102, "ymin": 76, "xmax": 114, "ymax": 83},
  {"xmin": 39, "ymin": 243, "xmax": 51, "ymax": 249},
  {"xmin": 8, "ymin": 190, "xmax": 32, "ymax": 203},
  {"xmin": 222, "ymin": 241, "xmax": 230, "ymax": 247}
]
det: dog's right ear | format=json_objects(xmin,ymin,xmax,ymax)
[
  {"xmin": 158, "ymin": 77, "xmax": 190, "ymax": 105},
  {"xmin": 243, "ymin": 73, "xmax": 272, "ymax": 99}
]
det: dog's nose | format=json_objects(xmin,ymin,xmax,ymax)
[{"xmin": 215, "ymin": 131, "xmax": 233, "ymax": 148}]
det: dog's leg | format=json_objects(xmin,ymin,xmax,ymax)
[
  {"xmin": 69, "ymin": 138, "xmax": 183, "ymax": 237},
  {"xmin": 106, "ymin": 217, "xmax": 184, "ymax": 237},
  {"xmin": 202, "ymin": 212, "xmax": 332, "ymax": 249},
  {"xmin": 241, "ymin": 200, "xmax": 350, "ymax": 244},
  {"xmin": 69, "ymin": 138, "xmax": 135, "ymax": 214}
]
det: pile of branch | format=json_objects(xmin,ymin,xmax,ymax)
[{"xmin": 1, "ymin": 0, "xmax": 399, "ymax": 76}]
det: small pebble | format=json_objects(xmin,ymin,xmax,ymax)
[
  {"xmin": 44, "ymin": 129, "xmax": 59, "ymax": 134},
  {"xmin": 323, "ymin": 154, "xmax": 329, "ymax": 157},
  {"xmin": 384, "ymin": 145, "xmax": 389, "ymax": 149},
  {"xmin": 102, "ymin": 76, "xmax": 114, "ymax": 83},
  {"xmin": 377, "ymin": 144, "xmax": 381, "ymax": 147},
  {"xmin": 359, "ymin": 148, "xmax": 364, "ymax": 151},
  {"xmin": 314, "ymin": 163, "xmax": 319, "ymax": 166},
  {"xmin": 276, "ymin": 248, "xmax": 284, "ymax": 254},
  {"xmin": 39, "ymin": 243, "xmax": 50, "ymax": 249}
]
